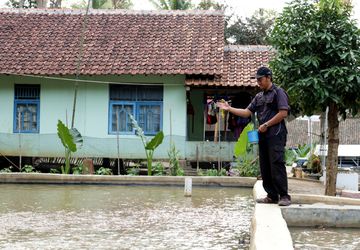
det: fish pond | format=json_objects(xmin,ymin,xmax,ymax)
[{"xmin": 0, "ymin": 184, "xmax": 253, "ymax": 249}]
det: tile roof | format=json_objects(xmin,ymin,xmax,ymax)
[
  {"xmin": 186, "ymin": 45, "xmax": 275, "ymax": 87},
  {"xmin": 0, "ymin": 9, "xmax": 224, "ymax": 76}
]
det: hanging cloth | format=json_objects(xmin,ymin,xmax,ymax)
[{"xmin": 206, "ymin": 100, "xmax": 217, "ymax": 125}]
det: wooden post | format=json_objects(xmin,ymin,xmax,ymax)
[
  {"xmin": 214, "ymin": 112, "xmax": 219, "ymax": 142},
  {"xmin": 82, "ymin": 159, "xmax": 94, "ymax": 174}
]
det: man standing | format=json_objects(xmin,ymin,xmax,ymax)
[{"xmin": 217, "ymin": 66, "xmax": 291, "ymax": 206}]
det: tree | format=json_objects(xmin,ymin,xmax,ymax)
[
  {"xmin": 6, "ymin": 0, "xmax": 54, "ymax": 8},
  {"xmin": 71, "ymin": 0, "xmax": 132, "ymax": 9},
  {"xmin": 36, "ymin": 0, "xmax": 47, "ymax": 7},
  {"xmin": 149, "ymin": 0, "xmax": 193, "ymax": 10},
  {"xmin": 196, "ymin": 0, "xmax": 223, "ymax": 10},
  {"xmin": 6, "ymin": 0, "xmax": 37, "ymax": 8},
  {"xmin": 49, "ymin": 0, "xmax": 61, "ymax": 8},
  {"xmin": 226, "ymin": 8, "xmax": 276, "ymax": 45},
  {"xmin": 269, "ymin": 0, "xmax": 360, "ymax": 196},
  {"xmin": 111, "ymin": 0, "xmax": 132, "ymax": 9}
]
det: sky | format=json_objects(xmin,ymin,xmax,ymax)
[{"xmin": 0, "ymin": 0, "xmax": 359, "ymax": 21}]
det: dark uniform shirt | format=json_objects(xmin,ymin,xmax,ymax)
[{"xmin": 247, "ymin": 83, "xmax": 289, "ymax": 137}]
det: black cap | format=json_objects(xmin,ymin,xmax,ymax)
[{"xmin": 255, "ymin": 66, "xmax": 272, "ymax": 79}]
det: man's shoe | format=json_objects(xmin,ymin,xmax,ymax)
[
  {"xmin": 256, "ymin": 197, "xmax": 278, "ymax": 204},
  {"xmin": 278, "ymin": 196, "xmax": 291, "ymax": 206}
]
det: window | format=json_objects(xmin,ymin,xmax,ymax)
[
  {"xmin": 13, "ymin": 84, "xmax": 40, "ymax": 133},
  {"xmin": 109, "ymin": 85, "xmax": 163, "ymax": 135}
]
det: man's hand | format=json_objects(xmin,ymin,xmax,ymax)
[
  {"xmin": 216, "ymin": 101, "xmax": 230, "ymax": 111},
  {"xmin": 258, "ymin": 123, "xmax": 268, "ymax": 133}
]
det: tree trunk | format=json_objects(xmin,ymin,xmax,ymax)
[
  {"xmin": 19, "ymin": 0, "xmax": 25, "ymax": 8},
  {"xmin": 50, "ymin": 0, "xmax": 62, "ymax": 8},
  {"xmin": 36, "ymin": 0, "xmax": 48, "ymax": 8},
  {"xmin": 319, "ymin": 109, "xmax": 328, "ymax": 174},
  {"xmin": 325, "ymin": 103, "xmax": 339, "ymax": 196}
]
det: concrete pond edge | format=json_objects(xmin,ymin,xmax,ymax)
[
  {"xmin": 1, "ymin": 173, "xmax": 360, "ymax": 250},
  {"xmin": 251, "ymin": 181, "xmax": 360, "ymax": 250},
  {"xmin": 0, "ymin": 173, "xmax": 257, "ymax": 187}
]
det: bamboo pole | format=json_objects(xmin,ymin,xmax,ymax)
[
  {"xmin": 18, "ymin": 112, "xmax": 22, "ymax": 171},
  {"xmin": 116, "ymin": 111, "xmax": 120, "ymax": 175}
]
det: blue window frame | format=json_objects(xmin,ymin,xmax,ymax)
[
  {"xmin": 13, "ymin": 84, "xmax": 40, "ymax": 133},
  {"xmin": 109, "ymin": 85, "xmax": 163, "ymax": 135}
]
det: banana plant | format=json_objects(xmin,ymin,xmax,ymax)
[
  {"xmin": 128, "ymin": 114, "xmax": 164, "ymax": 176},
  {"xmin": 234, "ymin": 123, "xmax": 254, "ymax": 158},
  {"xmin": 57, "ymin": 120, "xmax": 83, "ymax": 174}
]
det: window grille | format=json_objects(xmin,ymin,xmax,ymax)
[
  {"xmin": 14, "ymin": 85, "xmax": 40, "ymax": 133},
  {"xmin": 109, "ymin": 85, "xmax": 163, "ymax": 135}
]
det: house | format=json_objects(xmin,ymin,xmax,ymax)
[
  {"xmin": 185, "ymin": 45, "xmax": 273, "ymax": 163},
  {"xmin": 0, "ymin": 8, "xmax": 272, "ymax": 167}
]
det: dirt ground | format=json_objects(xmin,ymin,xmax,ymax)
[{"xmin": 288, "ymin": 178, "xmax": 325, "ymax": 195}]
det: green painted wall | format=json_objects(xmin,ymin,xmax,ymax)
[
  {"xmin": 0, "ymin": 74, "xmax": 189, "ymax": 159},
  {"xmin": 187, "ymin": 89, "xmax": 206, "ymax": 141}
]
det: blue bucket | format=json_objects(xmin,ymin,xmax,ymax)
[{"xmin": 247, "ymin": 130, "xmax": 259, "ymax": 144}]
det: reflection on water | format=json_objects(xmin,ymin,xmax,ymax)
[
  {"xmin": 0, "ymin": 184, "xmax": 253, "ymax": 249},
  {"xmin": 290, "ymin": 227, "xmax": 360, "ymax": 250}
]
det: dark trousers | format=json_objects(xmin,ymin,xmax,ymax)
[{"xmin": 258, "ymin": 132, "xmax": 290, "ymax": 200}]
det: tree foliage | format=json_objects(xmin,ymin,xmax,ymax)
[
  {"xmin": 270, "ymin": 0, "xmax": 360, "ymax": 118},
  {"xmin": 6, "ymin": 0, "xmax": 37, "ymax": 8},
  {"xmin": 196, "ymin": 0, "xmax": 224, "ymax": 10},
  {"xmin": 225, "ymin": 8, "xmax": 276, "ymax": 45},
  {"xmin": 149, "ymin": 0, "xmax": 193, "ymax": 10},
  {"xmin": 111, "ymin": 0, "xmax": 132, "ymax": 9},
  {"xmin": 71, "ymin": 0, "xmax": 132, "ymax": 9},
  {"xmin": 49, "ymin": 0, "xmax": 61, "ymax": 8},
  {"xmin": 269, "ymin": 0, "xmax": 360, "ymax": 195},
  {"xmin": 6, "ymin": 0, "xmax": 62, "ymax": 9},
  {"xmin": 149, "ymin": 0, "xmax": 224, "ymax": 11}
]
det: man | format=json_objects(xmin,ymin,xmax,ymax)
[{"xmin": 217, "ymin": 66, "xmax": 291, "ymax": 206}]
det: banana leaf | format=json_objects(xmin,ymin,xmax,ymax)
[
  {"xmin": 234, "ymin": 123, "xmax": 254, "ymax": 158},
  {"xmin": 145, "ymin": 131, "xmax": 164, "ymax": 150},
  {"xmin": 57, "ymin": 120, "xmax": 83, "ymax": 153}
]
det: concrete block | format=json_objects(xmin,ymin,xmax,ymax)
[
  {"xmin": 341, "ymin": 190, "xmax": 360, "ymax": 199},
  {"xmin": 337, "ymin": 172, "xmax": 358, "ymax": 191},
  {"xmin": 281, "ymin": 204, "xmax": 360, "ymax": 228}
]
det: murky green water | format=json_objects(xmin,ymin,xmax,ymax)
[
  {"xmin": 291, "ymin": 227, "xmax": 360, "ymax": 250},
  {"xmin": 0, "ymin": 184, "xmax": 253, "ymax": 249}
]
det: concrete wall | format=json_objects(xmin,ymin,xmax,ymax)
[
  {"xmin": 286, "ymin": 118, "xmax": 360, "ymax": 147},
  {"xmin": 0, "ymin": 74, "xmax": 188, "ymax": 159}
]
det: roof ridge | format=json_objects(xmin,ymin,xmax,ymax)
[{"xmin": 0, "ymin": 8, "xmax": 223, "ymax": 16}]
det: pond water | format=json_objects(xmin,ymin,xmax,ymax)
[
  {"xmin": 0, "ymin": 184, "xmax": 254, "ymax": 250},
  {"xmin": 290, "ymin": 227, "xmax": 360, "ymax": 250}
]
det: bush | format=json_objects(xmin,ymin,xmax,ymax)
[
  {"xmin": 152, "ymin": 162, "xmax": 165, "ymax": 176},
  {"xmin": 127, "ymin": 166, "xmax": 140, "ymax": 176},
  {"xmin": 95, "ymin": 167, "xmax": 112, "ymax": 175},
  {"xmin": 0, "ymin": 166, "xmax": 13, "ymax": 173},
  {"xmin": 168, "ymin": 143, "xmax": 184, "ymax": 176},
  {"xmin": 308, "ymin": 154, "xmax": 322, "ymax": 173},
  {"xmin": 21, "ymin": 165, "xmax": 38, "ymax": 173},
  {"xmin": 72, "ymin": 164, "xmax": 87, "ymax": 175},
  {"xmin": 198, "ymin": 168, "xmax": 227, "ymax": 176},
  {"xmin": 234, "ymin": 154, "xmax": 260, "ymax": 177}
]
